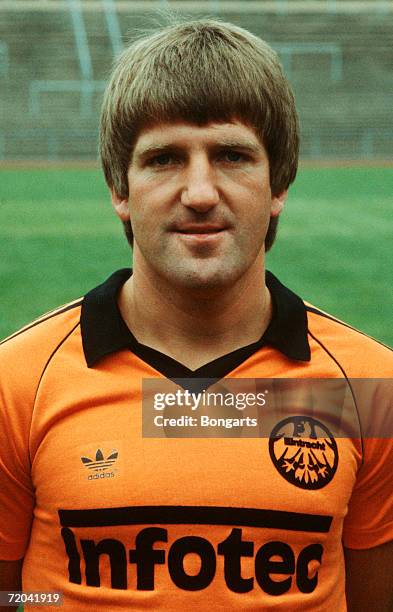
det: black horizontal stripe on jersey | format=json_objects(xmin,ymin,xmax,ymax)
[{"xmin": 59, "ymin": 505, "xmax": 332, "ymax": 533}]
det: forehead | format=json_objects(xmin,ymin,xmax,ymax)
[{"xmin": 132, "ymin": 120, "xmax": 265, "ymax": 154}]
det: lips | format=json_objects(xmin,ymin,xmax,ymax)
[{"xmin": 172, "ymin": 224, "xmax": 228, "ymax": 234}]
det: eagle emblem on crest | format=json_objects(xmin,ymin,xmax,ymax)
[{"xmin": 269, "ymin": 416, "xmax": 338, "ymax": 490}]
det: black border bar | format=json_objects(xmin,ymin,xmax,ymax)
[{"xmin": 59, "ymin": 505, "xmax": 332, "ymax": 533}]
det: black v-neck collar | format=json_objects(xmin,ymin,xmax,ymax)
[{"xmin": 81, "ymin": 268, "xmax": 310, "ymax": 377}]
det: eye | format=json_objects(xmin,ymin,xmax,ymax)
[
  {"xmin": 220, "ymin": 150, "xmax": 246, "ymax": 163},
  {"xmin": 149, "ymin": 153, "xmax": 177, "ymax": 167}
]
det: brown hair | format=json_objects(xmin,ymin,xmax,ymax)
[{"xmin": 99, "ymin": 18, "xmax": 299, "ymax": 251}]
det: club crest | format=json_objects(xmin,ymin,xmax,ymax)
[{"xmin": 269, "ymin": 416, "xmax": 338, "ymax": 490}]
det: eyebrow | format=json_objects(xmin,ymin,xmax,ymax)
[
  {"xmin": 213, "ymin": 139, "xmax": 262, "ymax": 153},
  {"xmin": 133, "ymin": 144, "xmax": 176, "ymax": 162},
  {"xmin": 133, "ymin": 139, "xmax": 262, "ymax": 162}
]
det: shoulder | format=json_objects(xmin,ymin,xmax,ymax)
[
  {"xmin": 305, "ymin": 303, "xmax": 393, "ymax": 377},
  {"xmin": 0, "ymin": 298, "xmax": 83, "ymax": 389},
  {"xmin": 0, "ymin": 268, "xmax": 131, "ymax": 385}
]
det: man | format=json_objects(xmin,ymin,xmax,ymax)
[{"xmin": 0, "ymin": 18, "xmax": 392, "ymax": 611}]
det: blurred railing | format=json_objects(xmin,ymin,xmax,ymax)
[{"xmin": 0, "ymin": 0, "xmax": 392, "ymax": 161}]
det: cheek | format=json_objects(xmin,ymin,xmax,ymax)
[
  {"xmin": 128, "ymin": 198, "xmax": 164, "ymax": 245},
  {"xmin": 237, "ymin": 192, "xmax": 272, "ymax": 248},
  {"xmin": 129, "ymin": 208, "xmax": 154, "ymax": 238},
  {"xmin": 128, "ymin": 181, "xmax": 172, "ymax": 216},
  {"xmin": 244, "ymin": 191, "xmax": 272, "ymax": 226}
]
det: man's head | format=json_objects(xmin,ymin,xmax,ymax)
[{"xmin": 99, "ymin": 18, "xmax": 299, "ymax": 252}]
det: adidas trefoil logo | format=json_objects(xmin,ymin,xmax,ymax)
[{"xmin": 81, "ymin": 449, "xmax": 118, "ymax": 480}]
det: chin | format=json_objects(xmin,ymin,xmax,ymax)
[{"xmin": 161, "ymin": 261, "xmax": 249, "ymax": 291}]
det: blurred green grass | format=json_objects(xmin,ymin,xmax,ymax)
[{"xmin": 0, "ymin": 166, "xmax": 392, "ymax": 347}]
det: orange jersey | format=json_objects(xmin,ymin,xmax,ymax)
[{"xmin": 0, "ymin": 269, "xmax": 392, "ymax": 611}]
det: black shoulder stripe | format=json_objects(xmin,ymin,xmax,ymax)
[
  {"xmin": 0, "ymin": 300, "xmax": 83, "ymax": 347},
  {"xmin": 307, "ymin": 329, "xmax": 349, "ymax": 378},
  {"xmin": 306, "ymin": 306, "xmax": 393, "ymax": 353},
  {"xmin": 307, "ymin": 330, "xmax": 364, "ymax": 461},
  {"xmin": 30, "ymin": 321, "xmax": 81, "ymax": 466}
]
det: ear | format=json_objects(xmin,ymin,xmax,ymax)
[
  {"xmin": 110, "ymin": 188, "xmax": 130, "ymax": 222},
  {"xmin": 271, "ymin": 189, "xmax": 288, "ymax": 217}
]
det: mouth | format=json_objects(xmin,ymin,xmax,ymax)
[
  {"xmin": 172, "ymin": 226, "xmax": 228, "ymax": 245},
  {"xmin": 173, "ymin": 224, "xmax": 228, "ymax": 236}
]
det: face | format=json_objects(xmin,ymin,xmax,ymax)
[{"xmin": 112, "ymin": 121, "xmax": 287, "ymax": 290}]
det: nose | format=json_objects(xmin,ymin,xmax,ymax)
[{"xmin": 180, "ymin": 155, "xmax": 220, "ymax": 212}]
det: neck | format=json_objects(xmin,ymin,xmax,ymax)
[{"xmin": 118, "ymin": 258, "xmax": 272, "ymax": 370}]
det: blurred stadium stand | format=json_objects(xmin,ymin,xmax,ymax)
[{"xmin": 0, "ymin": 0, "xmax": 392, "ymax": 161}]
